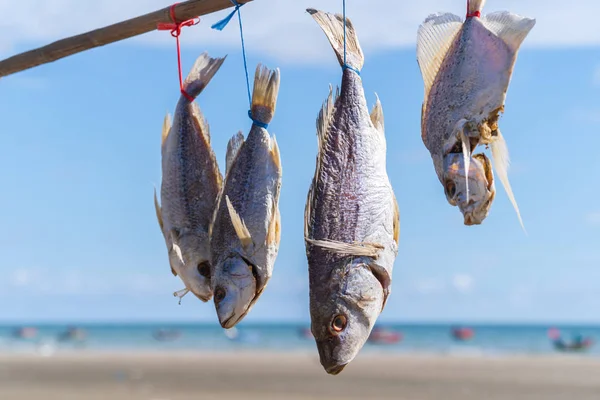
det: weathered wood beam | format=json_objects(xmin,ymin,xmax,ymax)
[{"xmin": 0, "ymin": 0, "xmax": 252, "ymax": 78}]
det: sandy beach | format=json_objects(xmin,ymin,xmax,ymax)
[{"xmin": 0, "ymin": 352, "xmax": 599, "ymax": 400}]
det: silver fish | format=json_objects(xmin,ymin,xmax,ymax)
[
  {"xmin": 210, "ymin": 64, "xmax": 282, "ymax": 329},
  {"xmin": 154, "ymin": 52, "xmax": 225, "ymax": 303},
  {"xmin": 416, "ymin": 0, "xmax": 535, "ymax": 228},
  {"xmin": 304, "ymin": 9, "xmax": 400, "ymax": 375}
]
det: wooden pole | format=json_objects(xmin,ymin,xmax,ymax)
[{"xmin": 0, "ymin": 0, "xmax": 253, "ymax": 79}]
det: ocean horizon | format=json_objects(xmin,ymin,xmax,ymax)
[{"xmin": 1, "ymin": 322, "xmax": 598, "ymax": 357}]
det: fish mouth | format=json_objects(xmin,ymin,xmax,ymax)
[
  {"xmin": 217, "ymin": 291, "xmax": 259, "ymax": 329},
  {"xmin": 325, "ymin": 363, "xmax": 348, "ymax": 376},
  {"xmin": 463, "ymin": 212, "xmax": 481, "ymax": 226},
  {"xmin": 216, "ymin": 257, "xmax": 264, "ymax": 329}
]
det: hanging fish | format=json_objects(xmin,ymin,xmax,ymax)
[
  {"xmin": 304, "ymin": 9, "xmax": 400, "ymax": 375},
  {"xmin": 154, "ymin": 52, "xmax": 225, "ymax": 303},
  {"xmin": 210, "ymin": 64, "xmax": 282, "ymax": 329},
  {"xmin": 416, "ymin": 0, "xmax": 535, "ymax": 227}
]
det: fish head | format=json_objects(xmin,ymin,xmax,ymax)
[
  {"xmin": 212, "ymin": 254, "xmax": 258, "ymax": 329},
  {"xmin": 443, "ymin": 153, "xmax": 496, "ymax": 226},
  {"xmin": 170, "ymin": 231, "xmax": 213, "ymax": 302},
  {"xmin": 311, "ymin": 257, "xmax": 389, "ymax": 375}
]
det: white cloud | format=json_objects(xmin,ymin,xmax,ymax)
[
  {"xmin": 570, "ymin": 109, "xmax": 600, "ymax": 124},
  {"xmin": 452, "ymin": 274, "xmax": 474, "ymax": 293},
  {"xmin": 415, "ymin": 278, "xmax": 446, "ymax": 295},
  {"xmin": 586, "ymin": 212, "xmax": 600, "ymax": 225},
  {"xmin": 3, "ymin": 267, "xmax": 170, "ymax": 296},
  {"xmin": 0, "ymin": 0, "xmax": 599, "ymax": 65},
  {"xmin": 508, "ymin": 285, "xmax": 534, "ymax": 308},
  {"xmin": 11, "ymin": 268, "xmax": 36, "ymax": 287}
]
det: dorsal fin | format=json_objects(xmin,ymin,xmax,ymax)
[
  {"xmin": 266, "ymin": 200, "xmax": 281, "ymax": 247},
  {"xmin": 483, "ymin": 11, "xmax": 536, "ymax": 53},
  {"xmin": 393, "ymin": 194, "xmax": 400, "ymax": 246},
  {"xmin": 226, "ymin": 131, "xmax": 245, "ymax": 176},
  {"xmin": 416, "ymin": 13, "xmax": 463, "ymax": 106},
  {"xmin": 270, "ymin": 135, "xmax": 281, "ymax": 170},
  {"xmin": 153, "ymin": 187, "xmax": 164, "ymax": 232},
  {"xmin": 161, "ymin": 113, "xmax": 171, "ymax": 146},
  {"xmin": 490, "ymin": 129, "xmax": 526, "ymax": 233},
  {"xmin": 370, "ymin": 94, "xmax": 385, "ymax": 135},
  {"xmin": 225, "ymin": 196, "xmax": 253, "ymax": 249},
  {"xmin": 316, "ymin": 85, "xmax": 338, "ymax": 159},
  {"xmin": 306, "ymin": 85, "xmax": 339, "ymax": 237}
]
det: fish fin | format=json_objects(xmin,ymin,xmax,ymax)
[
  {"xmin": 266, "ymin": 201, "xmax": 281, "ymax": 248},
  {"xmin": 226, "ymin": 131, "xmax": 245, "ymax": 176},
  {"xmin": 467, "ymin": 0, "xmax": 487, "ymax": 15},
  {"xmin": 315, "ymin": 85, "xmax": 338, "ymax": 179},
  {"xmin": 153, "ymin": 187, "xmax": 164, "ymax": 232},
  {"xmin": 171, "ymin": 243, "xmax": 185, "ymax": 265},
  {"xmin": 317, "ymin": 85, "xmax": 338, "ymax": 149},
  {"xmin": 368, "ymin": 263, "xmax": 392, "ymax": 312},
  {"xmin": 182, "ymin": 52, "xmax": 227, "ymax": 100},
  {"xmin": 307, "ymin": 8, "xmax": 364, "ymax": 72},
  {"xmin": 161, "ymin": 113, "xmax": 171, "ymax": 146},
  {"xmin": 370, "ymin": 94, "xmax": 385, "ymax": 134},
  {"xmin": 305, "ymin": 238, "xmax": 384, "ymax": 259},
  {"xmin": 483, "ymin": 12, "xmax": 536, "ymax": 53},
  {"xmin": 251, "ymin": 64, "xmax": 280, "ymax": 127},
  {"xmin": 306, "ymin": 85, "xmax": 337, "ymax": 239},
  {"xmin": 192, "ymin": 105, "xmax": 212, "ymax": 144},
  {"xmin": 393, "ymin": 194, "xmax": 400, "ymax": 246},
  {"xmin": 169, "ymin": 228, "xmax": 185, "ymax": 265},
  {"xmin": 154, "ymin": 198, "xmax": 177, "ymax": 277},
  {"xmin": 225, "ymin": 196, "xmax": 253, "ymax": 249},
  {"xmin": 304, "ymin": 183, "xmax": 314, "ymax": 239},
  {"xmin": 173, "ymin": 288, "xmax": 189, "ymax": 305},
  {"xmin": 270, "ymin": 135, "xmax": 281, "ymax": 170},
  {"xmin": 416, "ymin": 13, "xmax": 463, "ymax": 105},
  {"xmin": 490, "ymin": 129, "xmax": 526, "ymax": 233}
]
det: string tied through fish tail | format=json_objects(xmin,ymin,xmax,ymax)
[
  {"xmin": 342, "ymin": 0, "xmax": 360, "ymax": 76},
  {"xmin": 157, "ymin": 3, "xmax": 200, "ymax": 102},
  {"xmin": 212, "ymin": 1, "xmax": 269, "ymax": 129},
  {"xmin": 466, "ymin": 0, "xmax": 481, "ymax": 18}
]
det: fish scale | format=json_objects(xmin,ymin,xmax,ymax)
[
  {"xmin": 417, "ymin": 0, "xmax": 535, "ymax": 228},
  {"xmin": 210, "ymin": 64, "xmax": 282, "ymax": 330},
  {"xmin": 304, "ymin": 8, "xmax": 399, "ymax": 376},
  {"xmin": 154, "ymin": 52, "xmax": 225, "ymax": 303}
]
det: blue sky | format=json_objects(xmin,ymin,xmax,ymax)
[{"xmin": 0, "ymin": 0, "xmax": 599, "ymax": 324}]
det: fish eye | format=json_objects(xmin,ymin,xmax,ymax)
[
  {"xmin": 445, "ymin": 180, "xmax": 456, "ymax": 198},
  {"xmin": 330, "ymin": 315, "xmax": 347, "ymax": 334},
  {"xmin": 214, "ymin": 287, "xmax": 226, "ymax": 303},
  {"xmin": 197, "ymin": 262, "xmax": 211, "ymax": 278}
]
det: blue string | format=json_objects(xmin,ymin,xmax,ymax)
[
  {"xmin": 342, "ymin": 0, "xmax": 360, "ymax": 76},
  {"xmin": 211, "ymin": 0, "xmax": 268, "ymax": 129}
]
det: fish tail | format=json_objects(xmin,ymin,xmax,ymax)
[
  {"xmin": 467, "ymin": 0, "xmax": 486, "ymax": 15},
  {"xmin": 250, "ymin": 64, "xmax": 280, "ymax": 127},
  {"xmin": 307, "ymin": 8, "xmax": 364, "ymax": 72},
  {"xmin": 182, "ymin": 52, "xmax": 227, "ymax": 100},
  {"xmin": 482, "ymin": 12, "xmax": 536, "ymax": 53}
]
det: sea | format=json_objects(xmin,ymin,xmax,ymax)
[{"xmin": 0, "ymin": 323, "xmax": 598, "ymax": 357}]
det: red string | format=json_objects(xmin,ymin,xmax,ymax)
[
  {"xmin": 466, "ymin": 0, "xmax": 480, "ymax": 18},
  {"xmin": 158, "ymin": 3, "xmax": 200, "ymax": 102}
]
